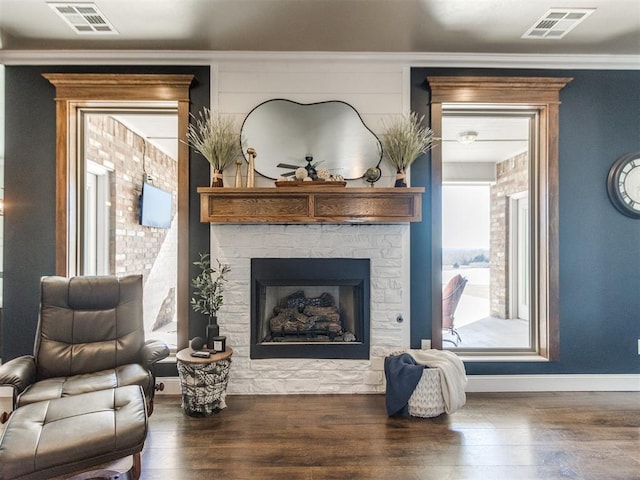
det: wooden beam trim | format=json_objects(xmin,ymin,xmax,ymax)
[
  {"xmin": 427, "ymin": 76, "xmax": 573, "ymax": 104},
  {"xmin": 43, "ymin": 74, "xmax": 193, "ymax": 102}
]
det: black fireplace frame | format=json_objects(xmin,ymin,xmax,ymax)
[{"xmin": 250, "ymin": 258, "xmax": 370, "ymax": 359}]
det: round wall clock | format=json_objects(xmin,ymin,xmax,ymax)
[{"xmin": 606, "ymin": 151, "xmax": 640, "ymax": 219}]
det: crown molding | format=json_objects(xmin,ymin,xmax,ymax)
[{"xmin": 0, "ymin": 50, "xmax": 639, "ymax": 70}]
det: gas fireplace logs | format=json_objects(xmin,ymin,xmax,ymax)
[{"xmin": 267, "ymin": 290, "xmax": 356, "ymax": 342}]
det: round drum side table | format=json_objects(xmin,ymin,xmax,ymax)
[{"xmin": 176, "ymin": 347, "xmax": 233, "ymax": 416}]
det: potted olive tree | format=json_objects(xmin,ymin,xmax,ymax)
[{"xmin": 190, "ymin": 252, "xmax": 231, "ymax": 349}]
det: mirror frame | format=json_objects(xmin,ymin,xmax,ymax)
[
  {"xmin": 43, "ymin": 73, "xmax": 193, "ymax": 349},
  {"xmin": 240, "ymin": 98, "xmax": 382, "ymax": 180},
  {"xmin": 427, "ymin": 76, "xmax": 572, "ymax": 360}
]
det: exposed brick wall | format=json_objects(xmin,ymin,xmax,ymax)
[{"xmin": 490, "ymin": 151, "xmax": 528, "ymax": 318}]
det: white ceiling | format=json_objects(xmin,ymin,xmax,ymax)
[
  {"xmin": 0, "ymin": 0, "xmax": 638, "ymax": 55},
  {"xmin": 442, "ymin": 115, "xmax": 530, "ymax": 164}
]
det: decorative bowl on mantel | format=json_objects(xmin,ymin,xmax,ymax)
[{"xmin": 275, "ymin": 180, "xmax": 347, "ymax": 188}]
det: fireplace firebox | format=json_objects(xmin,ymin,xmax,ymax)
[{"xmin": 251, "ymin": 258, "xmax": 370, "ymax": 359}]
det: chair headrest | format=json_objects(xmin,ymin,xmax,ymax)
[
  {"xmin": 42, "ymin": 275, "xmax": 142, "ymax": 311},
  {"xmin": 68, "ymin": 276, "xmax": 121, "ymax": 310}
]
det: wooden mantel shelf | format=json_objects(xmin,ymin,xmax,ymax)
[{"xmin": 197, "ymin": 186, "xmax": 425, "ymax": 224}]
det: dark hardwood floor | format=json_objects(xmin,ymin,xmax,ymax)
[{"xmin": 141, "ymin": 392, "xmax": 640, "ymax": 480}]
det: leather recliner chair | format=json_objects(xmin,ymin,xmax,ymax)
[{"xmin": 0, "ymin": 274, "xmax": 169, "ymax": 416}]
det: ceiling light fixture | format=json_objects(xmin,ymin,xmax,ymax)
[
  {"xmin": 457, "ymin": 131, "xmax": 478, "ymax": 144},
  {"xmin": 48, "ymin": 2, "xmax": 118, "ymax": 35},
  {"xmin": 522, "ymin": 8, "xmax": 595, "ymax": 40}
]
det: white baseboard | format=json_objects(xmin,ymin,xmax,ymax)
[
  {"xmin": 3, "ymin": 374, "xmax": 639, "ymax": 399},
  {"xmin": 465, "ymin": 374, "xmax": 640, "ymax": 392},
  {"xmin": 157, "ymin": 374, "xmax": 640, "ymax": 395}
]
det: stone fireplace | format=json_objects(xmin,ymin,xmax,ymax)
[
  {"xmin": 210, "ymin": 223, "xmax": 411, "ymax": 394},
  {"xmin": 250, "ymin": 258, "xmax": 370, "ymax": 360}
]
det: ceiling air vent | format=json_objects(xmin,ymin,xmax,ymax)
[
  {"xmin": 522, "ymin": 8, "xmax": 595, "ymax": 39},
  {"xmin": 48, "ymin": 2, "xmax": 118, "ymax": 35}
]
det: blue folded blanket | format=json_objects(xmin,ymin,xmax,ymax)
[{"xmin": 384, "ymin": 353, "xmax": 425, "ymax": 416}]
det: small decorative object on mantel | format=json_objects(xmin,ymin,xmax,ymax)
[
  {"xmin": 190, "ymin": 252, "xmax": 231, "ymax": 350},
  {"xmin": 187, "ymin": 107, "xmax": 243, "ymax": 187},
  {"xmin": 364, "ymin": 167, "xmax": 382, "ymax": 186},
  {"xmin": 274, "ymin": 180, "xmax": 347, "ymax": 187},
  {"xmin": 364, "ymin": 164, "xmax": 383, "ymax": 187},
  {"xmin": 234, "ymin": 158, "xmax": 243, "ymax": 188},
  {"xmin": 246, "ymin": 147, "xmax": 257, "ymax": 188},
  {"xmin": 380, "ymin": 112, "xmax": 438, "ymax": 187},
  {"xmin": 275, "ymin": 155, "xmax": 346, "ymax": 186}
]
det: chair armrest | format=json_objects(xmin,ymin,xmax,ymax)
[
  {"xmin": 141, "ymin": 339, "xmax": 170, "ymax": 367},
  {"xmin": 0, "ymin": 355, "xmax": 37, "ymax": 395}
]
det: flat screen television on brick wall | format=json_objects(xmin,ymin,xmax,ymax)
[{"xmin": 139, "ymin": 182, "xmax": 173, "ymax": 229}]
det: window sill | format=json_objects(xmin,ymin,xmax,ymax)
[{"xmin": 456, "ymin": 353, "xmax": 551, "ymax": 362}]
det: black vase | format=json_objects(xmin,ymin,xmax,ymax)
[{"xmin": 206, "ymin": 316, "xmax": 219, "ymax": 350}]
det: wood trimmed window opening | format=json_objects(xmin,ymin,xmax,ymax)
[
  {"xmin": 44, "ymin": 73, "xmax": 193, "ymax": 350},
  {"xmin": 428, "ymin": 76, "xmax": 572, "ymax": 360}
]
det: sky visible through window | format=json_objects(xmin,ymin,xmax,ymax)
[
  {"xmin": 442, "ymin": 184, "xmax": 491, "ymax": 329},
  {"xmin": 442, "ymin": 184, "xmax": 490, "ymax": 250}
]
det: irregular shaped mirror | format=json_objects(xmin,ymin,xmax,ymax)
[{"xmin": 241, "ymin": 99, "xmax": 382, "ymax": 180}]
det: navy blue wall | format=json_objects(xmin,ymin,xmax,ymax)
[
  {"xmin": 2, "ymin": 66, "xmax": 211, "ymax": 371},
  {"xmin": 410, "ymin": 68, "xmax": 640, "ymax": 375},
  {"xmin": 2, "ymin": 65, "xmax": 639, "ymax": 376}
]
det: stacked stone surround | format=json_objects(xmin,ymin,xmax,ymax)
[
  {"xmin": 210, "ymin": 223, "xmax": 411, "ymax": 394},
  {"xmin": 490, "ymin": 151, "xmax": 528, "ymax": 318}
]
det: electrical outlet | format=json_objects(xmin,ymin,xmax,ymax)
[{"xmin": 421, "ymin": 339, "xmax": 431, "ymax": 350}]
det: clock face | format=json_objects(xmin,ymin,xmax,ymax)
[
  {"xmin": 619, "ymin": 162, "xmax": 640, "ymax": 205},
  {"xmin": 607, "ymin": 152, "xmax": 640, "ymax": 219}
]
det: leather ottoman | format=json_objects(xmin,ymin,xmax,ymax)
[{"xmin": 0, "ymin": 385, "xmax": 147, "ymax": 480}]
